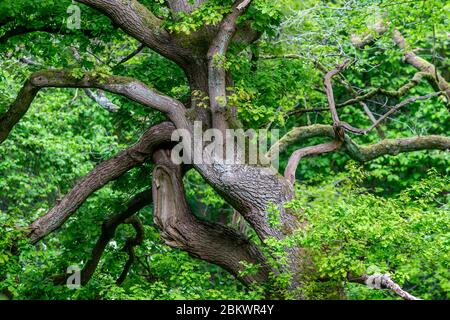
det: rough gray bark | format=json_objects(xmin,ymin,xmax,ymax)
[{"xmin": 0, "ymin": 70, "xmax": 186, "ymax": 144}]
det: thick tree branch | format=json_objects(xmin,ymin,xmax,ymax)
[
  {"xmin": 393, "ymin": 29, "xmax": 450, "ymax": 100},
  {"xmin": 207, "ymin": 0, "xmax": 253, "ymax": 133},
  {"xmin": 28, "ymin": 122, "xmax": 174, "ymax": 243},
  {"xmin": 0, "ymin": 70, "xmax": 185, "ymax": 144},
  {"xmin": 75, "ymin": 0, "xmax": 190, "ymax": 65},
  {"xmin": 284, "ymin": 140, "xmax": 342, "ymax": 184},
  {"xmin": 348, "ymin": 274, "xmax": 421, "ymax": 300},
  {"xmin": 269, "ymin": 124, "xmax": 450, "ymax": 163}
]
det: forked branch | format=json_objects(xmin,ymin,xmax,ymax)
[
  {"xmin": 349, "ymin": 274, "xmax": 421, "ymax": 300},
  {"xmin": 79, "ymin": 189, "xmax": 151, "ymax": 285},
  {"xmin": 0, "ymin": 70, "xmax": 185, "ymax": 144}
]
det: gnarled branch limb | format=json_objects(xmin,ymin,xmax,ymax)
[
  {"xmin": 207, "ymin": 0, "xmax": 253, "ymax": 133},
  {"xmin": 0, "ymin": 70, "xmax": 185, "ymax": 144},
  {"xmin": 284, "ymin": 141, "xmax": 342, "ymax": 184},
  {"xmin": 269, "ymin": 124, "xmax": 450, "ymax": 163},
  {"xmin": 28, "ymin": 122, "xmax": 174, "ymax": 243},
  {"xmin": 348, "ymin": 274, "xmax": 421, "ymax": 300},
  {"xmin": 74, "ymin": 0, "xmax": 190, "ymax": 65},
  {"xmin": 152, "ymin": 149, "xmax": 271, "ymax": 285},
  {"xmin": 315, "ymin": 60, "xmax": 385, "ymax": 138},
  {"xmin": 323, "ymin": 59, "xmax": 351, "ymax": 138}
]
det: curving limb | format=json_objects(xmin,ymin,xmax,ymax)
[
  {"xmin": 28, "ymin": 122, "xmax": 174, "ymax": 244},
  {"xmin": 74, "ymin": 0, "xmax": 191, "ymax": 65},
  {"xmin": 284, "ymin": 141, "xmax": 342, "ymax": 184},
  {"xmin": 207, "ymin": 0, "xmax": 253, "ymax": 133},
  {"xmin": 0, "ymin": 70, "xmax": 186, "ymax": 144},
  {"xmin": 348, "ymin": 274, "xmax": 421, "ymax": 300},
  {"xmin": 152, "ymin": 149, "xmax": 271, "ymax": 285},
  {"xmin": 393, "ymin": 29, "xmax": 450, "ymax": 101},
  {"xmin": 116, "ymin": 216, "xmax": 145, "ymax": 286}
]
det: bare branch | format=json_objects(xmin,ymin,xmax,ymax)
[
  {"xmin": 84, "ymin": 89, "xmax": 120, "ymax": 112},
  {"xmin": 113, "ymin": 43, "xmax": 145, "ymax": 68},
  {"xmin": 337, "ymin": 72, "xmax": 431, "ymax": 108},
  {"xmin": 28, "ymin": 122, "xmax": 175, "ymax": 243},
  {"xmin": 323, "ymin": 59, "xmax": 351, "ymax": 125},
  {"xmin": 315, "ymin": 60, "xmax": 385, "ymax": 138}
]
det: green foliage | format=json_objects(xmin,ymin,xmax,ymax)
[{"xmin": 289, "ymin": 166, "xmax": 449, "ymax": 299}]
